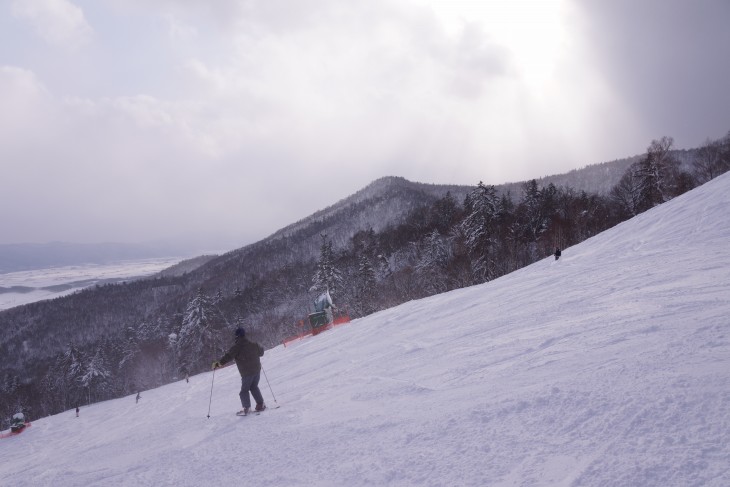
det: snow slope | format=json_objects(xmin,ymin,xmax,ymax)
[{"xmin": 2, "ymin": 174, "xmax": 730, "ymax": 486}]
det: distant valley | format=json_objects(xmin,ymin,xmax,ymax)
[
  {"xmin": 0, "ymin": 258, "xmax": 182, "ymax": 311},
  {"xmin": 0, "ymin": 241, "xmax": 214, "ymax": 274},
  {"xmin": 0, "ymin": 253, "xmax": 218, "ymax": 311}
]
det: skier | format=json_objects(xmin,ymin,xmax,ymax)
[
  {"xmin": 212, "ymin": 327, "xmax": 266, "ymax": 416},
  {"xmin": 75, "ymin": 406, "xmax": 79, "ymax": 417},
  {"xmin": 554, "ymin": 247, "xmax": 562, "ymax": 260},
  {"xmin": 136, "ymin": 392, "xmax": 141, "ymax": 404}
]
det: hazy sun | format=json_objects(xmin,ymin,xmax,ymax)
[{"xmin": 426, "ymin": 0, "xmax": 568, "ymax": 91}]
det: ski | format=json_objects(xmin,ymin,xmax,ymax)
[
  {"xmin": 235, "ymin": 405, "xmax": 279, "ymax": 417},
  {"xmin": 235, "ymin": 410, "xmax": 262, "ymax": 417},
  {"xmin": 257, "ymin": 405, "xmax": 281, "ymax": 412}
]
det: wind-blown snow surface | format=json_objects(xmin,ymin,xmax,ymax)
[{"xmin": 2, "ymin": 174, "xmax": 730, "ymax": 486}]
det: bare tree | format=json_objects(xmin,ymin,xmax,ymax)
[
  {"xmin": 610, "ymin": 169, "xmax": 642, "ymax": 218},
  {"xmin": 694, "ymin": 135, "xmax": 730, "ymax": 183}
]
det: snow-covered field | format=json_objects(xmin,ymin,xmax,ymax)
[
  {"xmin": 1, "ymin": 173, "xmax": 729, "ymax": 486},
  {"xmin": 0, "ymin": 258, "xmax": 185, "ymax": 311}
]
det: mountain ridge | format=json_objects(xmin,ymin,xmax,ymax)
[
  {"xmin": 1, "ymin": 140, "xmax": 723, "ymax": 424},
  {"xmin": 2, "ymin": 169, "xmax": 728, "ymax": 486}
]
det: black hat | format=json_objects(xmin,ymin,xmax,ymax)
[{"xmin": 235, "ymin": 327, "xmax": 246, "ymax": 337}]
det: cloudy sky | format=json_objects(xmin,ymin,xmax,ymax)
[{"xmin": 1, "ymin": 0, "xmax": 728, "ymax": 250}]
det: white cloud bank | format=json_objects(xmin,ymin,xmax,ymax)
[
  {"xmin": 0, "ymin": 0, "xmax": 728, "ymax": 247},
  {"xmin": 11, "ymin": 0, "xmax": 92, "ymax": 49}
]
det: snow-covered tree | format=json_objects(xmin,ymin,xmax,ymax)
[
  {"xmin": 176, "ymin": 289, "xmax": 227, "ymax": 375},
  {"xmin": 694, "ymin": 135, "xmax": 730, "ymax": 183},
  {"xmin": 79, "ymin": 347, "xmax": 110, "ymax": 403},
  {"xmin": 311, "ymin": 234, "xmax": 343, "ymax": 296},
  {"xmin": 233, "ymin": 287, "xmax": 244, "ymax": 300},
  {"xmin": 634, "ymin": 136, "xmax": 681, "ymax": 211},
  {"xmin": 416, "ymin": 229, "xmax": 450, "ymax": 294},
  {"xmin": 42, "ymin": 344, "xmax": 88, "ymax": 410},
  {"xmin": 135, "ymin": 320, "xmax": 152, "ymax": 343},
  {"xmin": 430, "ymin": 192, "xmax": 459, "ymax": 233},
  {"xmin": 353, "ymin": 253, "xmax": 378, "ymax": 315},
  {"xmin": 0, "ymin": 374, "xmax": 21, "ymax": 427},
  {"xmin": 376, "ymin": 254, "xmax": 391, "ymax": 280},
  {"xmin": 460, "ymin": 182, "xmax": 500, "ymax": 280},
  {"xmin": 65, "ymin": 346, "xmax": 85, "ymax": 382},
  {"xmin": 517, "ymin": 179, "xmax": 548, "ymax": 244},
  {"xmin": 167, "ymin": 332, "xmax": 178, "ymax": 378}
]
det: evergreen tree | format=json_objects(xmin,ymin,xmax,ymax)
[
  {"xmin": 48, "ymin": 344, "xmax": 87, "ymax": 409},
  {"xmin": 494, "ymin": 193, "xmax": 518, "ymax": 275},
  {"xmin": 176, "ymin": 289, "xmax": 227, "ymax": 375},
  {"xmin": 311, "ymin": 234, "xmax": 343, "ymax": 296},
  {"xmin": 376, "ymin": 254, "xmax": 391, "ymax": 280},
  {"xmin": 166, "ymin": 332, "xmax": 179, "ymax": 379},
  {"xmin": 354, "ymin": 253, "xmax": 378, "ymax": 315},
  {"xmin": 233, "ymin": 287, "xmax": 244, "ymax": 301},
  {"xmin": 416, "ymin": 229, "xmax": 450, "ymax": 294},
  {"xmin": 430, "ymin": 192, "xmax": 460, "ymax": 233},
  {"xmin": 0, "ymin": 374, "xmax": 21, "ymax": 427},
  {"xmin": 118, "ymin": 327, "xmax": 141, "ymax": 372},
  {"xmin": 460, "ymin": 182, "xmax": 500, "ymax": 281},
  {"xmin": 79, "ymin": 347, "xmax": 110, "ymax": 403},
  {"xmin": 136, "ymin": 319, "xmax": 168, "ymax": 351},
  {"xmin": 518, "ymin": 180, "xmax": 548, "ymax": 245}
]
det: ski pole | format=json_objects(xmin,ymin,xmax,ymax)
[
  {"xmin": 207, "ymin": 368, "xmax": 216, "ymax": 419},
  {"xmin": 261, "ymin": 365, "xmax": 279, "ymax": 407}
]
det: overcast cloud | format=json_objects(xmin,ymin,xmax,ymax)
[{"xmin": 1, "ymin": 0, "xmax": 728, "ymax": 250}]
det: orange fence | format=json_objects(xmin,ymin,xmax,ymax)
[{"xmin": 282, "ymin": 314, "xmax": 351, "ymax": 347}]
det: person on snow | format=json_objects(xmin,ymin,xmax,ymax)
[
  {"xmin": 554, "ymin": 247, "xmax": 562, "ymax": 260},
  {"xmin": 212, "ymin": 327, "xmax": 266, "ymax": 416}
]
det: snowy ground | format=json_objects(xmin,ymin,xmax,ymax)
[
  {"xmin": 1, "ymin": 173, "xmax": 729, "ymax": 486},
  {"xmin": 0, "ymin": 258, "xmax": 184, "ymax": 311}
]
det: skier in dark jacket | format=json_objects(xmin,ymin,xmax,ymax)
[{"xmin": 213, "ymin": 327, "xmax": 266, "ymax": 416}]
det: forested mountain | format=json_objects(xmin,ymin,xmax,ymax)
[
  {"xmin": 156, "ymin": 255, "xmax": 218, "ymax": 278},
  {"xmin": 4, "ymin": 169, "xmax": 730, "ymax": 486},
  {"xmin": 1, "ymin": 133, "xmax": 728, "ymax": 427}
]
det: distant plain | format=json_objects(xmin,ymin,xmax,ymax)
[{"xmin": 0, "ymin": 258, "xmax": 184, "ymax": 311}]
